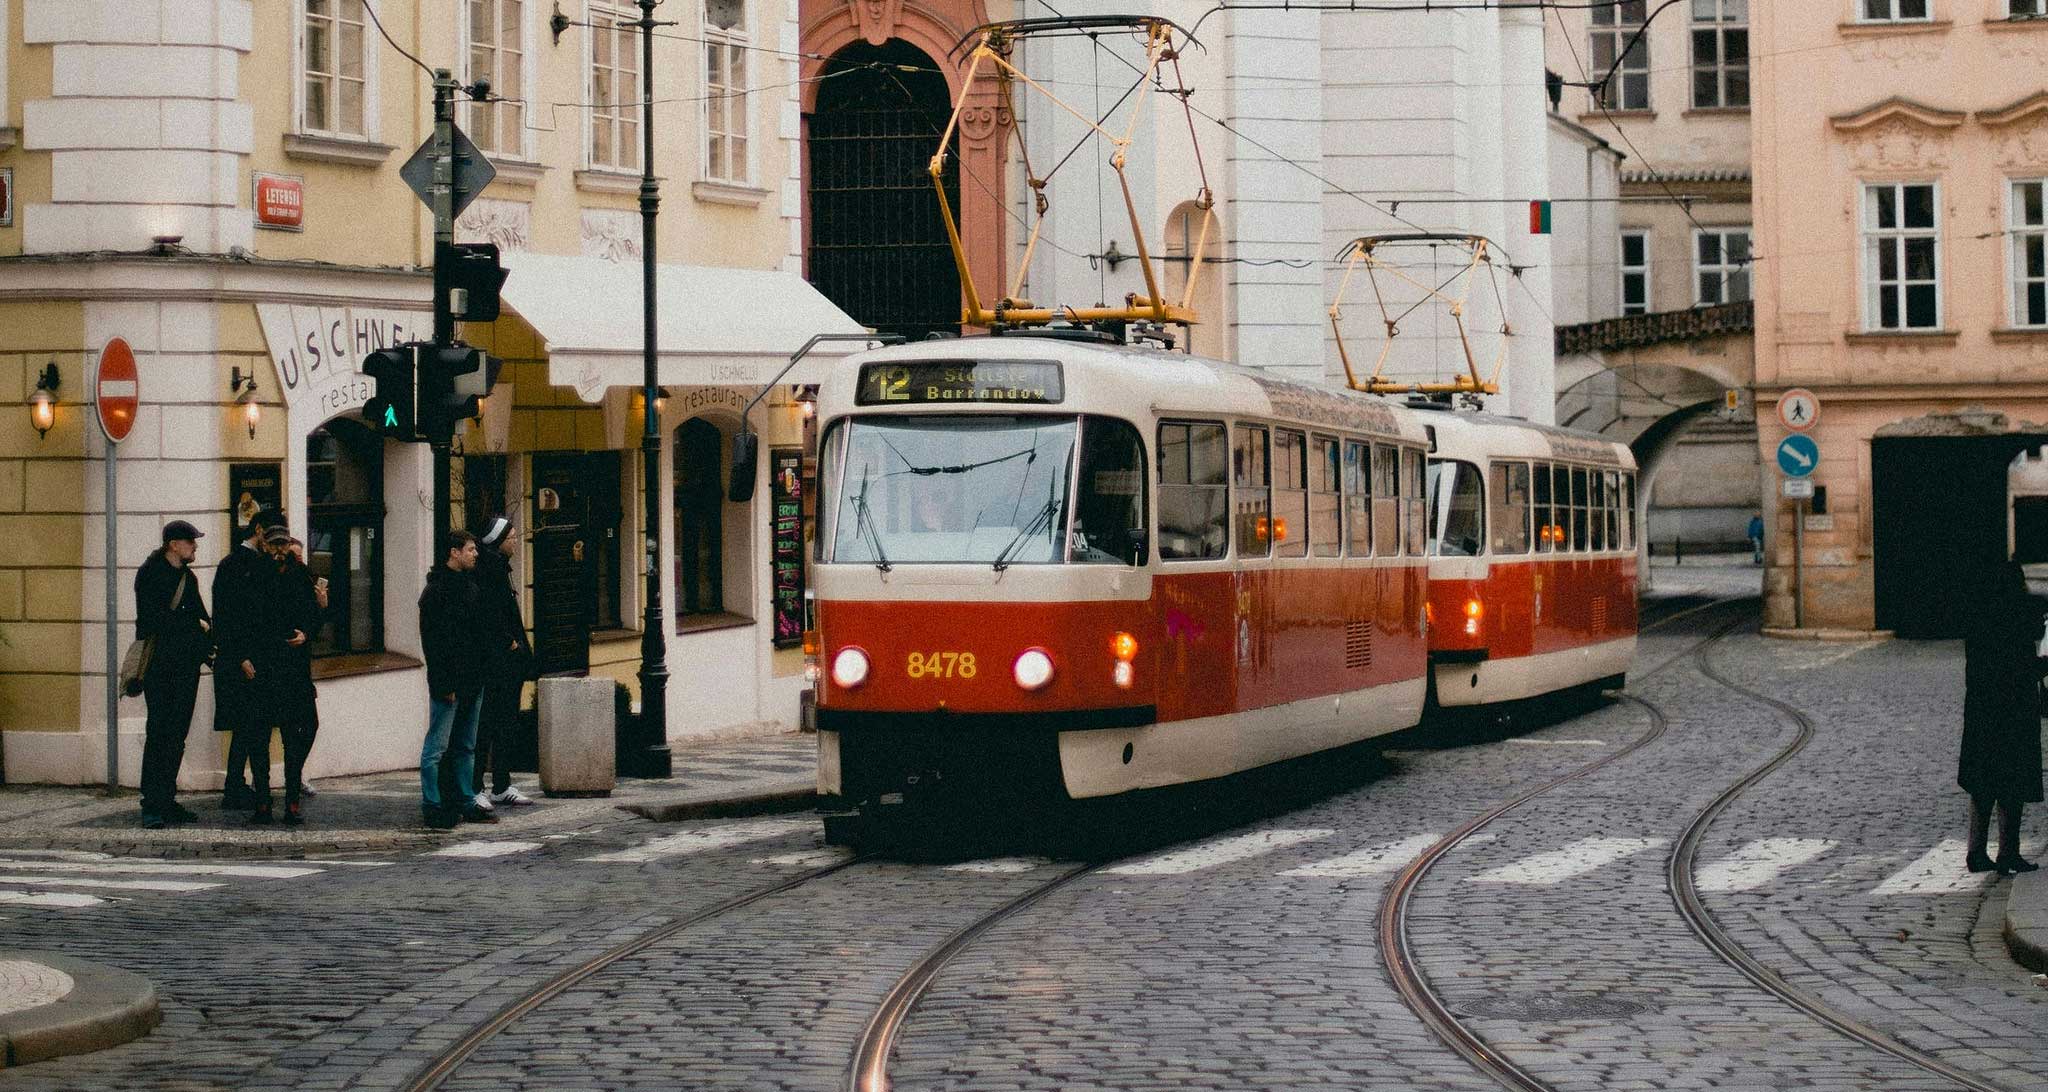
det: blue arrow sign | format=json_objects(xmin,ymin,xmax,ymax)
[{"xmin": 1777, "ymin": 433, "xmax": 1820, "ymax": 478}]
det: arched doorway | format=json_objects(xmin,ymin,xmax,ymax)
[{"xmin": 807, "ymin": 40, "xmax": 961, "ymax": 341}]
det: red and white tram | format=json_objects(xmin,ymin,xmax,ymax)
[
  {"xmin": 808, "ymin": 334, "xmax": 1436, "ymax": 810},
  {"xmin": 1421, "ymin": 410, "xmax": 1640, "ymax": 708}
]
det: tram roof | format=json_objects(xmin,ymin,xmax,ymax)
[
  {"xmin": 823, "ymin": 336, "xmax": 1432, "ymax": 445},
  {"xmin": 1421, "ymin": 407, "xmax": 1636, "ymax": 469}
]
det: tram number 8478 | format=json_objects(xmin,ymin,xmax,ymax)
[{"xmin": 906, "ymin": 651, "xmax": 979, "ymax": 680}]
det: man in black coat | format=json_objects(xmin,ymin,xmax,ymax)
[
  {"xmin": 418, "ymin": 530, "xmax": 495, "ymax": 829},
  {"xmin": 470, "ymin": 515, "xmax": 537, "ymax": 812},
  {"xmin": 212, "ymin": 509, "xmax": 283, "ymax": 819},
  {"xmin": 1959, "ymin": 560, "xmax": 2045, "ymax": 874},
  {"xmin": 134, "ymin": 520, "xmax": 212, "ymax": 828}
]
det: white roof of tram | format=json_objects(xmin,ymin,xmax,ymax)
[{"xmin": 1423, "ymin": 407, "xmax": 1635, "ymax": 469}]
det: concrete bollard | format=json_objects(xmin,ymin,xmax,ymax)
[{"xmin": 538, "ymin": 676, "xmax": 616, "ymax": 797}]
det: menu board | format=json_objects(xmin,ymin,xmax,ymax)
[
  {"xmin": 229, "ymin": 461, "xmax": 282, "ymax": 543},
  {"xmin": 769, "ymin": 446, "xmax": 806, "ymax": 649}
]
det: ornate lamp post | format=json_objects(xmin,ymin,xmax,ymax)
[{"xmin": 633, "ymin": 0, "xmax": 672, "ymax": 777}]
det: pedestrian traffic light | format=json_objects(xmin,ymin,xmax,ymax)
[
  {"xmin": 360, "ymin": 344, "xmax": 420, "ymax": 440},
  {"xmin": 435, "ymin": 241, "xmax": 509, "ymax": 323},
  {"xmin": 416, "ymin": 343, "xmax": 502, "ymax": 442}
]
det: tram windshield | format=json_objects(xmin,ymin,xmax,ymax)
[
  {"xmin": 1427, "ymin": 458, "xmax": 1486, "ymax": 557},
  {"xmin": 826, "ymin": 415, "xmax": 1147, "ymax": 567}
]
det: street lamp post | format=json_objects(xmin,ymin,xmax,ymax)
[{"xmin": 634, "ymin": 0, "xmax": 673, "ymax": 777}]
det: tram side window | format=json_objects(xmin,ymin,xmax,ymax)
[
  {"xmin": 1533, "ymin": 461, "xmax": 1554, "ymax": 553},
  {"xmin": 1156, "ymin": 421, "xmax": 1229, "ymax": 561},
  {"xmin": 1073, "ymin": 417, "xmax": 1148, "ymax": 565},
  {"xmin": 1312, "ymin": 436, "xmax": 1342, "ymax": 558},
  {"xmin": 815, "ymin": 420, "xmax": 845, "ymax": 563},
  {"xmin": 1234, "ymin": 425, "xmax": 1272, "ymax": 557},
  {"xmin": 1373, "ymin": 444, "xmax": 1400, "ymax": 556},
  {"xmin": 1430, "ymin": 460, "xmax": 1486, "ymax": 557},
  {"xmin": 1344, "ymin": 441, "xmax": 1371, "ymax": 557},
  {"xmin": 1272, "ymin": 430, "xmax": 1310, "ymax": 559},
  {"xmin": 1571, "ymin": 467, "xmax": 1590, "ymax": 552},
  {"xmin": 1404, "ymin": 448, "xmax": 1427, "ymax": 556},
  {"xmin": 1622, "ymin": 472, "xmax": 1638, "ymax": 549},
  {"xmin": 1590, "ymin": 470, "xmax": 1607, "ymax": 552},
  {"xmin": 1604, "ymin": 470, "xmax": 1621, "ymax": 552},
  {"xmin": 1553, "ymin": 464, "xmax": 1573, "ymax": 553},
  {"xmin": 1491, "ymin": 462, "xmax": 1531, "ymax": 555}
]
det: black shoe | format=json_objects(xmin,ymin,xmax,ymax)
[
  {"xmin": 222, "ymin": 787, "xmax": 252, "ymax": 810},
  {"xmin": 249, "ymin": 805, "xmax": 274, "ymax": 825},
  {"xmin": 424, "ymin": 807, "xmax": 460, "ymax": 830},
  {"xmin": 281, "ymin": 802, "xmax": 304, "ymax": 827},
  {"xmin": 1996, "ymin": 855, "xmax": 2039, "ymax": 875},
  {"xmin": 141, "ymin": 813, "xmax": 167, "ymax": 830},
  {"xmin": 1967, "ymin": 851, "xmax": 1998, "ymax": 873},
  {"xmin": 166, "ymin": 803, "xmax": 200, "ymax": 824},
  {"xmin": 460, "ymin": 807, "xmax": 500, "ymax": 825}
]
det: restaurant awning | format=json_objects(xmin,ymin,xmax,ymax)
[{"xmin": 500, "ymin": 251, "xmax": 872, "ymax": 402}]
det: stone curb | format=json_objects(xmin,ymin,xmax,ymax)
[
  {"xmin": 2006, "ymin": 870, "xmax": 2048, "ymax": 974},
  {"xmin": 0, "ymin": 952, "xmax": 159, "ymax": 1069},
  {"xmin": 1759, "ymin": 627, "xmax": 1897, "ymax": 642},
  {"xmin": 618, "ymin": 789, "xmax": 821, "ymax": 824}
]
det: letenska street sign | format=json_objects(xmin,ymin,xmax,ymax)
[
  {"xmin": 95, "ymin": 337, "xmax": 139, "ymax": 444},
  {"xmin": 1777, "ymin": 388, "xmax": 1820, "ymax": 432},
  {"xmin": 1776, "ymin": 433, "xmax": 1820, "ymax": 479},
  {"xmin": 399, "ymin": 124, "xmax": 496, "ymax": 221}
]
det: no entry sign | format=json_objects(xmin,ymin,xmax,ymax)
[{"xmin": 96, "ymin": 337, "xmax": 140, "ymax": 444}]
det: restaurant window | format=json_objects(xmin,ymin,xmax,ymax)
[
  {"xmin": 1273, "ymin": 429, "xmax": 1309, "ymax": 558},
  {"xmin": 588, "ymin": 2, "xmax": 642, "ymax": 171},
  {"xmin": 1491, "ymin": 462, "xmax": 1531, "ymax": 555},
  {"xmin": 588, "ymin": 452, "xmax": 626, "ymax": 629},
  {"xmin": 299, "ymin": 0, "xmax": 372, "ymax": 140},
  {"xmin": 1234, "ymin": 425, "xmax": 1271, "ymax": 558},
  {"xmin": 464, "ymin": 0, "xmax": 529, "ymax": 158},
  {"xmin": 1690, "ymin": 0, "xmax": 1748, "ymax": 110},
  {"xmin": 306, "ymin": 420, "xmax": 384, "ymax": 656},
  {"xmin": 1311, "ymin": 436, "xmax": 1342, "ymax": 558},
  {"xmin": 703, "ymin": 0, "xmax": 751, "ymax": 184},
  {"xmin": 1343, "ymin": 440, "xmax": 1371, "ymax": 557},
  {"xmin": 1156, "ymin": 421, "xmax": 1229, "ymax": 561},
  {"xmin": 1590, "ymin": 0, "xmax": 1650, "ymax": 111},
  {"xmin": 676, "ymin": 418, "xmax": 725, "ymax": 613},
  {"xmin": 1863, "ymin": 182, "xmax": 1941, "ymax": 330},
  {"xmin": 1373, "ymin": 443, "xmax": 1400, "ymax": 556},
  {"xmin": 2012, "ymin": 180, "xmax": 2046, "ymax": 328}
]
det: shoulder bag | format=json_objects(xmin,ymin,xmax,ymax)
[{"xmin": 120, "ymin": 573, "xmax": 189, "ymax": 697}]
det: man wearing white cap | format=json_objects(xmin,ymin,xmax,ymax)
[{"xmin": 471, "ymin": 514, "xmax": 538, "ymax": 811}]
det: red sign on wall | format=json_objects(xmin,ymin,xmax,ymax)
[
  {"xmin": 96, "ymin": 338, "xmax": 140, "ymax": 445},
  {"xmin": 253, "ymin": 172, "xmax": 304, "ymax": 231}
]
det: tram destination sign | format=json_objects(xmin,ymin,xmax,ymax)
[{"xmin": 856, "ymin": 361, "xmax": 1063, "ymax": 406}]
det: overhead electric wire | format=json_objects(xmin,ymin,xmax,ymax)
[{"xmin": 360, "ymin": 0, "xmax": 437, "ymax": 79}]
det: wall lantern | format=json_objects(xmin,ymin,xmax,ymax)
[
  {"xmin": 230, "ymin": 366, "xmax": 260, "ymax": 439},
  {"xmin": 28, "ymin": 362, "xmax": 59, "ymax": 438},
  {"xmin": 655, "ymin": 386, "xmax": 671, "ymax": 415}
]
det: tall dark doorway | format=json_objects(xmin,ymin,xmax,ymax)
[
  {"xmin": 675, "ymin": 418, "xmax": 726, "ymax": 615},
  {"xmin": 530, "ymin": 453, "xmax": 623, "ymax": 675},
  {"xmin": 808, "ymin": 40, "xmax": 961, "ymax": 341},
  {"xmin": 1873, "ymin": 435, "xmax": 2046, "ymax": 638}
]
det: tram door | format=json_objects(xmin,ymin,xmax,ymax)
[
  {"xmin": 807, "ymin": 39, "xmax": 960, "ymax": 341},
  {"xmin": 1873, "ymin": 435, "xmax": 2046, "ymax": 638},
  {"xmin": 531, "ymin": 454, "xmax": 594, "ymax": 676}
]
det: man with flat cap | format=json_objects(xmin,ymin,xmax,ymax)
[
  {"xmin": 214, "ymin": 507, "xmax": 284, "ymax": 821},
  {"xmin": 134, "ymin": 519, "xmax": 212, "ymax": 829}
]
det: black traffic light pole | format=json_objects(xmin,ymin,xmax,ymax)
[
  {"xmin": 429, "ymin": 69, "xmax": 461, "ymax": 549},
  {"xmin": 633, "ymin": 0, "xmax": 672, "ymax": 778}
]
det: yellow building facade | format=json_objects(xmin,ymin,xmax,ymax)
[{"xmin": 0, "ymin": 0, "xmax": 864, "ymax": 785}]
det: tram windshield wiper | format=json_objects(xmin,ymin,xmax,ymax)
[
  {"xmin": 992, "ymin": 492, "xmax": 1063, "ymax": 572},
  {"xmin": 851, "ymin": 470, "xmax": 892, "ymax": 573}
]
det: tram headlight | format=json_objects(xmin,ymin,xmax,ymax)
[
  {"xmin": 830, "ymin": 647, "xmax": 871, "ymax": 690},
  {"xmin": 1463, "ymin": 597, "xmax": 1483, "ymax": 637},
  {"xmin": 1013, "ymin": 648, "xmax": 1055, "ymax": 691}
]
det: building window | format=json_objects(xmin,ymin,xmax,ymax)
[
  {"xmin": 2014, "ymin": 0, "xmax": 2047, "ymax": 17},
  {"xmin": 300, "ymin": 0, "xmax": 371, "ymax": 138},
  {"xmin": 589, "ymin": 3, "xmax": 642, "ymax": 171},
  {"xmin": 1860, "ymin": 0, "xmax": 1931, "ymax": 21},
  {"xmin": 1691, "ymin": 0, "xmax": 1748, "ymax": 109},
  {"xmin": 1696, "ymin": 228, "xmax": 1752, "ymax": 305},
  {"xmin": 306, "ymin": 421, "xmax": 385, "ymax": 657},
  {"xmin": 2013, "ymin": 179, "xmax": 2046, "ymax": 327},
  {"xmin": 1591, "ymin": 0, "xmax": 1650, "ymax": 112},
  {"xmin": 1864, "ymin": 182, "xmax": 1941, "ymax": 331},
  {"xmin": 703, "ymin": 0, "xmax": 750, "ymax": 184},
  {"xmin": 465, "ymin": 0, "xmax": 528, "ymax": 158},
  {"xmin": 1621, "ymin": 231, "xmax": 1651, "ymax": 315}
]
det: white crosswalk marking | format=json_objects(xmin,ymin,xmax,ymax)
[
  {"xmin": 753, "ymin": 849, "xmax": 856, "ymax": 868},
  {"xmin": 578, "ymin": 818, "xmax": 814, "ymax": 863},
  {"xmin": 1506, "ymin": 739, "xmax": 1608, "ymax": 747},
  {"xmin": 1106, "ymin": 829, "xmax": 1335, "ymax": 876},
  {"xmin": 0, "ymin": 859, "xmax": 324, "ymax": 880},
  {"xmin": 0, "ymin": 875, "xmax": 222, "ymax": 893},
  {"xmin": 1694, "ymin": 838, "xmax": 1837, "ymax": 893},
  {"xmin": 1868, "ymin": 837, "xmax": 2042, "ymax": 895},
  {"xmin": 945, "ymin": 857, "xmax": 1054, "ymax": 874},
  {"xmin": 1283, "ymin": 834, "xmax": 1441, "ymax": 879},
  {"xmin": 1468, "ymin": 837, "xmax": 1667, "ymax": 885},
  {"xmin": 0, "ymin": 891, "xmax": 108, "ymax": 909},
  {"xmin": 430, "ymin": 841, "xmax": 544, "ymax": 859}
]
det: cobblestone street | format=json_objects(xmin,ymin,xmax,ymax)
[{"xmin": 1, "ymin": 592, "xmax": 2042, "ymax": 1091}]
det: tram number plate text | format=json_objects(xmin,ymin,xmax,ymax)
[{"xmin": 906, "ymin": 651, "xmax": 979, "ymax": 679}]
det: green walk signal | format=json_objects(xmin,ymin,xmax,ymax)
[
  {"xmin": 382, "ymin": 404, "xmax": 399, "ymax": 429},
  {"xmin": 361, "ymin": 343, "xmax": 421, "ymax": 441}
]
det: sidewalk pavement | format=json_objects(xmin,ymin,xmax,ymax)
[
  {"xmin": 0, "ymin": 952, "xmax": 159, "ymax": 1068},
  {"xmin": 2009, "ymin": 869, "xmax": 2048, "ymax": 974},
  {"xmin": 0, "ymin": 731, "xmax": 819, "ymax": 860}
]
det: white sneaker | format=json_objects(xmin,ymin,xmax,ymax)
[
  {"xmin": 300, "ymin": 779, "xmax": 320, "ymax": 798},
  {"xmin": 471, "ymin": 791, "xmax": 495, "ymax": 812},
  {"xmin": 490, "ymin": 786, "xmax": 537, "ymax": 806}
]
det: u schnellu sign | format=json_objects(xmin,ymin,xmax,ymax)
[{"xmin": 256, "ymin": 304, "xmax": 432, "ymax": 431}]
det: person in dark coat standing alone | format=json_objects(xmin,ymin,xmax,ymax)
[
  {"xmin": 213, "ymin": 509, "xmax": 282, "ymax": 820},
  {"xmin": 418, "ymin": 530, "xmax": 496, "ymax": 829},
  {"xmin": 469, "ymin": 515, "xmax": 537, "ymax": 813},
  {"xmin": 269, "ymin": 531, "xmax": 324, "ymax": 826},
  {"xmin": 134, "ymin": 520, "xmax": 212, "ymax": 829},
  {"xmin": 1958, "ymin": 560, "xmax": 2045, "ymax": 875}
]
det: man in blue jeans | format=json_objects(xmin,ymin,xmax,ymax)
[{"xmin": 418, "ymin": 530, "xmax": 497, "ymax": 829}]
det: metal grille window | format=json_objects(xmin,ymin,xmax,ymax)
[
  {"xmin": 703, "ymin": 0, "xmax": 750, "ymax": 183},
  {"xmin": 1234, "ymin": 425, "xmax": 1272, "ymax": 558},
  {"xmin": 1591, "ymin": 0, "xmax": 1650, "ymax": 111},
  {"xmin": 465, "ymin": 0, "xmax": 527, "ymax": 157},
  {"xmin": 1621, "ymin": 232, "xmax": 1651, "ymax": 315},
  {"xmin": 1864, "ymin": 182, "xmax": 1941, "ymax": 330},
  {"xmin": 589, "ymin": 4, "xmax": 642, "ymax": 171},
  {"xmin": 2013, "ymin": 180, "xmax": 2046, "ymax": 327},
  {"xmin": 1157, "ymin": 421, "xmax": 1229, "ymax": 561},
  {"xmin": 301, "ymin": 0, "xmax": 370, "ymax": 138},
  {"xmin": 1696, "ymin": 228, "xmax": 1751, "ymax": 305},
  {"xmin": 1862, "ymin": 0, "xmax": 1930, "ymax": 21},
  {"xmin": 1691, "ymin": 0, "xmax": 1748, "ymax": 109},
  {"xmin": 306, "ymin": 421, "xmax": 384, "ymax": 657}
]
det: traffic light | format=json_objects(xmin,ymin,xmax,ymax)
[
  {"xmin": 417, "ymin": 343, "xmax": 502, "ymax": 442},
  {"xmin": 360, "ymin": 344, "xmax": 420, "ymax": 440},
  {"xmin": 436, "ymin": 242, "xmax": 509, "ymax": 323}
]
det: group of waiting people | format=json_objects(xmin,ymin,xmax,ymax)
[{"xmin": 129, "ymin": 511, "xmax": 539, "ymax": 830}]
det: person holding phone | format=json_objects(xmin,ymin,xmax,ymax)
[{"xmin": 270, "ymin": 533, "xmax": 323, "ymax": 826}]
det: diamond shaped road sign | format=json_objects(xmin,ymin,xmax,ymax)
[{"xmin": 399, "ymin": 123, "xmax": 496, "ymax": 220}]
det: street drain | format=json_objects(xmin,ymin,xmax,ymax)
[{"xmin": 1456, "ymin": 994, "xmax": 1652, "ymax": 1021}]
